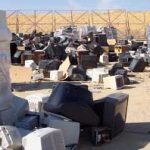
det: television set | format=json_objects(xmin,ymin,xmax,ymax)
[
  {"xmin": 94, "ymin": 92, "xmax": 129, "ymax": 138},
  {"xmin": 80, "ymin": 55, "xmax": 97, "ymax": 69},
  {"xmin": 103, "ymin": 75, "xmax": 124, "ymax": 90},
  {"xmin": 43, "ymin": 83, "xmax": 100, "ymax": 126},
  {"xmin": 44, "ymin": 114, "xmax": 80, "ymax": 147},
  {"xmin": 22, "ymin": 127, "xmax": 66, "ymax": 150}
]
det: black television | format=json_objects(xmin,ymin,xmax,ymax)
[
  {"xmin": 94, "ymin": 92, "xmax": 129, "ymax": 138},
  {"xmin": 43, "ymin": 83, "xmax": 100, "ymax": 126},
  {"xmin": 80, "ymin": 55, "xmax": 97, "ymax": 69}
]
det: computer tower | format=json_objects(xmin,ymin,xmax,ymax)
[{"xmin": 22, "ymin": 127, "xmax": 66, "ymax": 150}]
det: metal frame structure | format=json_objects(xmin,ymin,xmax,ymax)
[
  {"xmin": 7, "ymin": 9, "xmax": 150, "ymax": 39},
  {"xmin": 91, "ymin": 10, "xmax": 128, "ymax": 39},
  {"xmin": 53, "ymin": 10, "xmax": 90, "ymax": 31},
  {"xmin": 127, "ymin": 11, "xmax": 147, "ymax": 39}
]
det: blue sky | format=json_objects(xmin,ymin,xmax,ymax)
[{"xmin": 0, "ymin": 0, "xmax": 149, "ymax": 11}]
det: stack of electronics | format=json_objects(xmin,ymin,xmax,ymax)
[
  {"xmin": 0, "ymin": 83, "xmax": 129, "ymax": 149},
  {"xmin": 109, "ymin": 63, "xmax": 130, "ymax": 85},
  {"xmin": 43, "ymin": 83, "xmax": 129, "ymax": 146},
  {"xmin": 0, "ymin": 126, "xmax": 66, "ymax": 150},
  {"xmin": 1, "ymin": 11, "xmax": 130, "ymax": 149}
]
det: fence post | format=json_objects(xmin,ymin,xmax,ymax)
[
  {"xmin": 87, "ymin": 10, "xmax": 90, "ymax": 26},
  {"xmin": 16, "ymin": 10, "xmax": 19, "ymax": 34},
  {"xmin": 53, "ymin": 11, "xmax": 56, "ymax": 31},
  {"xmin": 71, "ymin": 10, "xmax": 74, "ymax": 26},
  {"xmin": 108, "ymin": 10, "xmax": 111, "ymax": 27},
  {"xmin": 34, "ymin": 10, "xmax": 37, "ymax": 31},
  {"xmin": 144, "ymin": 12, "xmax": 147, "ymax": 39},
  {"xmin": 90, "ymin": 10, "xmax": 93, "ymax": 26},
  {"xmin": 125, "ymin": 10, "xmax": 130, "ymax": 38}
]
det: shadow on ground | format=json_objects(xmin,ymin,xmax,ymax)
[
  {"xmin": 12, "ymin": 81, "xmax": 83, "ymax": 91},
  {"xmin": 123, "ymin": 86, "xmax": 136, "ymax": 90},
  {"xmin": 79, "ymin": 122, "xmax": 150, "ymax": 150}
]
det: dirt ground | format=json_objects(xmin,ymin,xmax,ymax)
[{"xmin": 10, "ymin": 65, "xmax": 150, "ymax": 150}]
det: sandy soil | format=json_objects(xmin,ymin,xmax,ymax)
[{"xmin": 10, "ymin": 65, "xmax": 150, "ymax": 150}]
